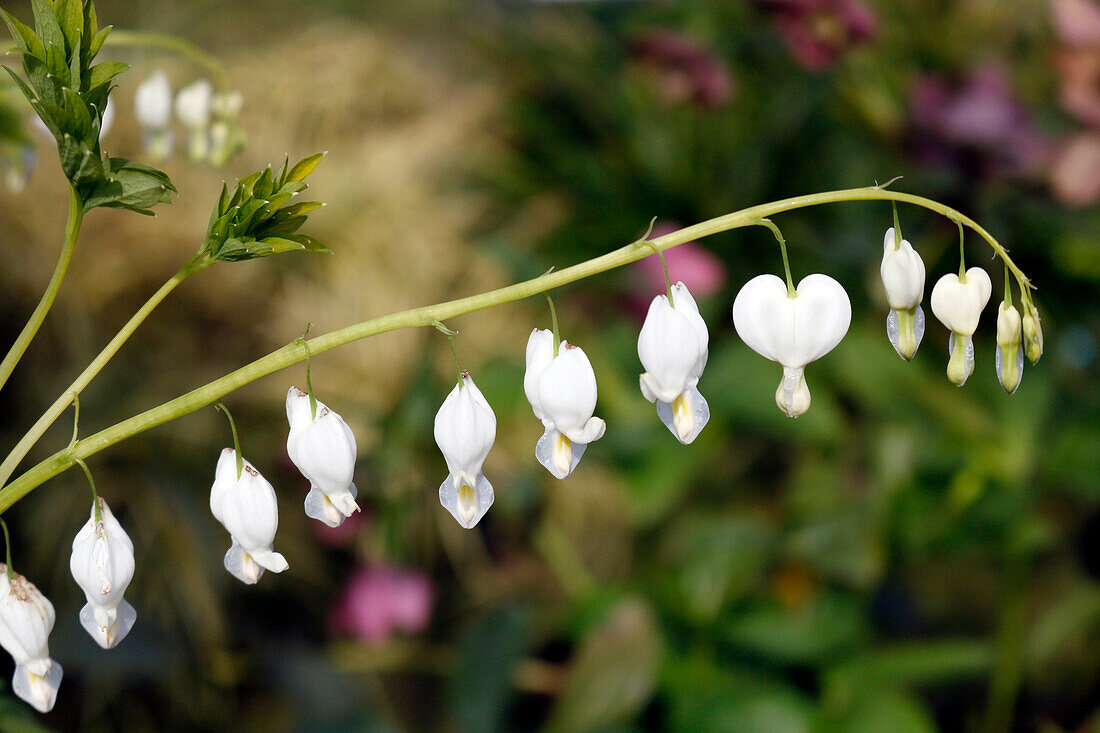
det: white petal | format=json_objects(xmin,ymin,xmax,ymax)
[
  {"xmin": 655, "ymin": 386, "xmax": 710, "ymax": 444},
  {"xmin": 209, "ymin": 448, "xmax": 239, "ymax": 523},
  {"xmin": 930, "ymin": 268, "xmax": 992, "ymax": 336},
  {"xmin": 438, "ymin": 472, "xmax": 494, "ymax": 529},
  {"xmin": 223, "ymin": 541, "xmax": 263, "ymax": 585},
  {"xmin": 12, "ymin": 660, "xmax": 61, "ymax": 713},
  {"xmin": 537, "ymin": 343, "xmax": 601, "ymax": 439},
  {"xmin": 732, "ymin": 274, "xmax": 850, "ymax": 367},
  {"xmin": 78, "ymin": 599, "xmax": 136, "ymax": 650},
  {"xmin": 775, "ymin": 366, "xmax": 812, "ymax": 418},
  {"xmin": 789, "ymin": 274, "xmax": 852, "ymax": 365},
  {"xmin": 434, "ymin": 374, "xmax": 497, "ymax": 478},
  {"xmin": 535, "ymin": 427, "xmax": 588, "ymax": 479},
  {"xmin": 287, "ymin": 399, "xmax": 357, "ymax": 497},
  {"xmin": 732, "ymin": 274, "xmax": 791, "ymax": 363},
  {"xmin": 285, "ymin": 386, "xmax": 314, "ymax": 433},
  {"xmin": 880, "ymin": 234, "xmax": 926, "ymax": 310},
  {"xmin": 637, "ymin": 295, "xmax": 704, "ymax": 403},
  {"xmin": 175, "ymin": 79, "xmax": 213, "ymax": 128},
  {"xmin": 304, "ymin": 483, "xmax": 359, "ymax": 528},
  {"xmin": 523, "ymin": 329, "xmax": 555, "ymax": 420},
  {"xmin": 134, "ymin": 71, "xmax": 172, "ymax": 129}
]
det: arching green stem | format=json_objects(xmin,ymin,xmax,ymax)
[
  {"xmin": 71, "ymin": 457, "xmax": 102, "ymax": 523},
  {"xmin": 0, "ymin": 186, "xmax": 83, "ymax": 393},
  {"xmin": 433, "ymin": 321, "xmax": 462, "ymax": 386},
  {"xmin": 0, "ymin": 186, "xmax": 1033, "ymax": 513},
  {"xmin": 0, "ymin": 518, "xmax": 12, "ymax": 580},
  {"xmin": 957, "ymin": 220, "xmax": 967, "ymax": 280},
  {"xmin": 104, "ymin": 30, "xmax": 231, "ymax": 91},
  {"xmin": 214, "ymin": 401, "xmax": 243, "ymax": 479}
]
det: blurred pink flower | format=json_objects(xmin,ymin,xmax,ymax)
[
  {"xmin": 1051, "ymin": 132, "xmax": 1100, "ymax": 206},
  {"xmin": 1051, "ymin": 0, "xmax": 1100, "ymax": 48},
  {"xmin": 1051, "ymin": 0, "xmax": 1100, "ymax": 128},
  {"xmin": 332, "ymin": 565, "xmax": 433, "ymax": 644},
  {"xmin": 634, "ymin": 223, "xmax": 726, "ymax": 300},
  {"xmin": 631, "ymin": 32, "xmax": 735, "ymax": 109},
  {"xmin": 758, "ymin": 0, "xmax": 878, "ymax": 71},
  {"xmin": 908, "ymin": 66, "xmax": 1053, "ymax": 179}
]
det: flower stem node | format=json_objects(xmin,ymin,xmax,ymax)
[
  {"xmin": 524, "ymin": 330, "xmax": 606, "ymax": 478},
  {"xmin": 1022, "ymin": 303, "xmax": 1044, "ymax": 364},
  {"xmin": 995, "ymin": 302, "xmax": 1025, "ymax": 394},
  {"xmin": 286, "ymin": 387, "xmax": 360, "ymax": 528},
  {"xmin": 209, "ymin": 449, "xmax": 289, "ymax": 584},
  {"xmin": 69, "ymin": 498, "xmax": 137, "ymax": 649},
  {"xmin": 434, "ymin": 372, "xmax": 497, "ymax": 528},
  {"xmin": 930, "ymin": 267, "xmax": 992, "ymax": 386},
  {"xmin": 637, "ymin": 281, "xmax": 710, "ymax": 443},
  {"xmin": 880, "ymin": 227, "xmax": 926, "ymax": 360},
  {"xmin": 0, "ymin": 568, "xmax": 61, "ymax": 713},
  {"xmin": 732, "ymin": 274, "xmax": 852, "ymax": 418}
]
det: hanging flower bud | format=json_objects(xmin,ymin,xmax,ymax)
[
  {"xmin": 134, "ymin": 71, "xmax": 174, "ymax": 162},
  {"xmin": 286, "ymin": 386, "xmax": 360, "ymax": 528},
  {"xmin": 1022, "ymin": 302, "xmax": 1044, "ymax": 364},
  {"xmin": 434, "ymin": 372, "xmax": 496, "ymax": 529},
  {"xmin": 637, "ymin": 281, "xmax": 710, "ymax": 444},
  {"xmin": 175, "ymin": 80, "xmax": 214, "ymax": 162},
  {"xmin": 930, "ymin": 267, "xmax": 992, "ymax": 386},
  {"xmin": 69, "ymin": 499, "xmax": 136, "ymax": 649},
  {"xmin": 995, "ymin": 302, "xmax": 1024, "ymax": 394},
  {"xmin": 732, "ymin": 274, "xmax": 851, "ymax": 418},
  {"xmin": 209, "ymin": 449, "xmax": 288, "ymax": 584},
  {"xmin": 524, "ymin": 330, "xmax": 606, "ymax": 478},
  {"xmin": 208, "ymin": 91, "xmax": 245, "ymax": 167},
  {"xmin": 0, "ymin": 569, "xmax": 62, "ymax": 712},
  {"xmin": 879, "ymin": 227, "xmax": 926, "ymax": 360}
]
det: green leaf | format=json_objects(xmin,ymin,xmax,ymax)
[
  {"xmin": 725, "ymin": 592, "xmax": 869, "ymax": 666},
  {"xmin": 57, "ymin": 0, "xmax": 83, "ymax": 53},
  {"xmin": 87, "ymin": 25, "xmax": 109, "ymax": 60},
  {"xmin": 86, "ymin": 60, "xmax": 127, "ymax": 92},
  {"xmin": 30, "ymin": 0, "xmax": 64, "ymax": 53},
  {"xmin": 0, "ymin": 9, "xmax": 46, "ymax": 59},
  {"xmin": 286, "ymin": 151, "xmax": 325, "ymax": 182}
]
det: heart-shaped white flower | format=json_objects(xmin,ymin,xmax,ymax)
[
  {"xmin": 880, "ymin": 227, "xmax": 926, "ymax": 360},
  {"xmin": 930, "ymin": 267, "xmax": 992, "ymax": 386},
  {"xmin": 732, "ymin": 273, "xmax": 851, "ymax": 418}
]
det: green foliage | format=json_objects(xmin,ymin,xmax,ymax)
[
  {"xmin": 201, "ymin": 153, "xmax": 330, "ymax": 263},
  {"xmin": 0, "ymin": 0, "xmax": 174, "ymax": 213}
]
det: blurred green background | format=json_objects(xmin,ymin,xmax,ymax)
[{"xmin": 0, "ymin": 0, "xmax": 1099, "ymax": 730}]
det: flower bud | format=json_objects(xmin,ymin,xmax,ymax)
[
  {"xmin": 637, "ymin": 281, "xmax": 710, "ymax": 443},
  {"xmin": 69, "ymin": 498, "xmax": 137, "ymax": 649},
  {"xmin": 0, "ymin": 569, "xmax": 62, "ymax": 712},
  {"xmin": 434, "ymin": 372, "xmax": 497, "ymax": 528},
  {"xmin": 1022, "ymin": 304, "xmax": 1044, "ymax": 364},
  {"xmin": 175, "ymin": 80, "xmax": 214, "ymax": 161},
  {"xmin": 287, "ymin": 387, "xmax": 360, "ymax": 528},
  {"xmin": 995, "ymin": 302, "xmax": 1024, "ymax": 394},
  {"xmin": 134, "ymin": 71, "xmax": 173, "ymax": 130},
  {"xmin": 930, "ymin": 267, "xmax": 992, "ymax": 386},
  {"xmin": 210, "ymin": 449, "xmax": 289, "ymax": 584},
  {"xmin": 524, "ymin": 331, "xmax": 606, "ymax": 478},
  {"xmin": 880, "ymin": 227, "xmax": 926, "ymax": 360},
  {"xmin": 732, "ymin": 273, "xmax": 851, "ymax": 418}
]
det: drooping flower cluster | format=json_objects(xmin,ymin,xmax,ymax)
[{"xmin": 133, "ymin": 72, "xmax": 244, "ymax": 167}]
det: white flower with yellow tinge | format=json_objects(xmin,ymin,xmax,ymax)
[
  {"xmin": 732, "ymin": 273, "xmax": 851, "ymax": 418},
  {"xmin": 69, "ymin": 498, "xmax": 137, "ymax": 649},
  {"xmin": 637, "ymin": 281, "xmax": 710, "ymax": 444},
  {"xmin": 434, "ymin": 372, "xmax": 497, "ymax": 528},
  {"xmin": 995, "ymin": 302, "xmax": 1024, "ymax": 394},
  {"xmin": 930, "ymin": 267, "xmax": 992, "ymax": 386},
  {"xmin": 524, "ymin": 330, "xmax": 606, "ymax": 479},
  {"xmin": 209, "ymin": 449, "xmax": 289, "ymax": 584},
  {"xmin": 0, "ymin": 568, "xmax": 62, "ymax": 712},
  {"xmin": 175, "ymin": 79, "xmax": 214, "ymax": 162},
  {"xmin": 134, "ymin": 71, "xmax": 173, "ymax": 161},
  {"xmin": 880, "ymin": 226, "xmax": 926, "ymax": 360},
  {"xmin": 286, "ymin": 387, "xmax": 360, "ymax": 528}
]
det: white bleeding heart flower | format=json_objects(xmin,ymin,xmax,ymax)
[
  {"xmin": 175, "ymin": 80, "xmax": 214, "ymax": 162},
  {"xmin": 524, "ymin": 330, "xmax": 606, "ymax": 478},
  {"xmin": 98, "ymin": 98, "xmax": 115, "ymax": 139},
  {"xmin": 434, "ymin": 372, "xmax": 497, "ymax": 528},
  {"xmin": 880, "ymin": 227, "xmax": 926, "ymax": 360},
  {"xmin": 209, "ymin": 449, "xmax": 288, "ymax": 584},
  {"xmin": 69, "ymin": 498, "xmax": 136, "ymax": 649},
  {"xmin": 995, "ymin": 302, "xmax": 1024, "ymax": 394},
  {"xmin": 0, "ymin": 568, "xmax": 62, "ymax": 713},
  {"xmin": 930, "ymin": 267, "xmax": 992, "ymax": 386},
  {"xmin": 286, "ymin": 387, "xmax": 360, "ymax": 528},
  {"xmin": 134, "ymin": 71, "xmax": 174, "ymax": 161},
  {"xmin": 732, "ymin": 274, "xmax": 852, "ymax": 418},
  {"xmin": 637, "ymin": 281, "xmax": 710, "ymax": 444}
]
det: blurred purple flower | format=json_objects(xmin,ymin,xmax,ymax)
[
  {"xmin": 757, "ymin": 0, "xmax": 877, "ymax": 71},
  {"xmin": 908, "ymin": 66, "xmax": 1053, "ymax": 179},
  {"xmin": 634, "ymin": 223, "xmax": 726, "ymax": 300},
  {"xmin": 332, "ymin": 565, "xmax": 433, "ymax": 644},
  {"xmin": 631, "ymin": 32, "xmax": 735, "ymax": 109}
]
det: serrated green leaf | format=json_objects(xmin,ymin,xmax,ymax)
[
  {"xmin": 82, "ymin": 3, "xmax": 97, "ymax": 59},
  {"xmin": 61, "ymin": 85, "xmax": 90, "ymax": 138},
  {"xmin": 30, "ymin": 0, "xmax": 64, "ymax": 53},
  {"xmin": 23, "ymin": 55, "xmax": 52, "ymax": 104},
  {"xmin": 1, "ymin": 9, "xmax": 46, "ymax": 59},
  {"xmin": 3, "ymin": 66, "xmax": 38, "ymax": 106},
  {"xmin": 275, "ymin": 180, "xmax": 307, "ymax": 197},
  {"xmin": 274, "ymin": 155, "xmax": 289, "ymax": 185},
  {"xmin": 287, "ymin": 152, "xmax": 324, "ymax": 182},
  {"xmin": 67, "ymin": 32, "xmax": 81, "ymax": 88},
  {"xmin": 86, "ymin": 60, "xmax": 126, "ymax": 92}
]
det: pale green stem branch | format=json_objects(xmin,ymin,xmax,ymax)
[
  {"xmin": 0, "ymin": 256, "xmax": 209, "ymax": 491},
  {"xmin": 0, "ymin": 186, "xmax": 1026, "ymax": 512},
  {"xmin": 104, "ymin": 30, "xmax": 230, "ymax": 91},
  {"xmin": 0, "ymin": 186, "xmax": 83, "ymax": 392}
]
